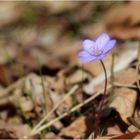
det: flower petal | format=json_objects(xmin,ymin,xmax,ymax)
[
  {"xmin": 83, "ymin": 39, "xmax": 96, "ymax": 54},
  {"xmin": 78, "ymin": 51, "xmax": 97, "ymax": 62},
  {"xmin": 103, "ymin": 40, "xmax": 116, "ymax": 54},
  {"xmin": 96, "ymin": 33, "xmax": 110, "ymax": 50}
]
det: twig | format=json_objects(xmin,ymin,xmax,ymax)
[
  {"xmin": 30, "ymin": 84, "xmax": 111, "ymax": 136},
  {"xmin": 113, "ymin": 82, "xmax": 137, "ymax": 89},
  {"xmin": 31, "ymin": 84, "xmax": 79, "ymax": 134}
]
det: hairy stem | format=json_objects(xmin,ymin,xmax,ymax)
[{"xmin": 94, "ymin": 60, "xmax": 107, "ymax": 138}]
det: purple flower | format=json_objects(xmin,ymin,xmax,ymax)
[{"xmin": 78, "ymin": 33, "xmax": 116, "ymax": 62}]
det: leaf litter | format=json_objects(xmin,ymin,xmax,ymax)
[{"xmin": 0, "ymin": 1, "xmax": 139, "ymax": 139}]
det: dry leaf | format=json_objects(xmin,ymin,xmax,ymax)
[
  {"xmin": 107, "ymin": 124, "xmax": 123, "ymax": 136},
  {"xmin": 45, "ymin": 132, "xmax": 57, "ymax": 139},
  {"xmin": 59, "ymin": 116, "xmax": 87, "ymax": 139},
  {"xmin": 0, "ymin": 120, "xmax": 31, "ymax": 139},
  {"xmin": 105, "ymin": 2, "xmax": 140, "ymax": 40},
  {"xmin": 110, "ymin": 88, "xmax": 137, "ymax": 124},
  {"xmin": 66, "ymin": 69, "xmax": 89, "ymax": 85},
  {"xmin": 128, "ymin": 125, "xmax": 139, "ymax": 132},
  {"xmin": 115, "ymin": 68, "xmax": 137, "ymax": 85},
  {"xmin": 96, "ymin": 132, "xmax": 140, "ymax": 140},
  {"xmin": 112, "ymin": 132, "xmax": 140, "ymax": 139}
]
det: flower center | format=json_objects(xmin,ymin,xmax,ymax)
[{"xmin": 93, "ymin": 46, "xmax": 101, "ymax": 56}]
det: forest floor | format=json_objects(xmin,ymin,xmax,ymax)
[{"xmin": 0, "ymin": 1, "xmax": 139, "ymax": 139}]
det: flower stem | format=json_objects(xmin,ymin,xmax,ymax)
[{"xmin": 94, "ymin": 60, "xmax": 107, "ymax": 138}]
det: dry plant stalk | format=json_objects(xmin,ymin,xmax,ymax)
[
  {"xmin": 31, "ymin": 85, "xmax": 79, "ymax": 135},
  {"xmin": 136, "ymin": 43, "xmax": 140, "ymax": 90},
  {"xmin": 30, "ymin": 84, "xmax": 112, "ymax": 136}
]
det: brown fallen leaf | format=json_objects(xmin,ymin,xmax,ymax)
[
  {"xmin": 111, "ymin": 132, "xmax": 140, "ymax": 139},
  {"xmin": 59, "ymin": 116, "xmax": 87, "ymax": 139},
  {"xmin": 0, "ymin": 129, "xmax": 17, "ymax": 139},
  {"xmin": 66, "ymin": 69, "xmax": 89, "ymax": 85},
  {"xmin": 50, "ymin": 37, "xmax": 81, "ymax": 65},
  {"xmin": 110, "ymin": 88, "xmax": 137, "ymax": 124},
  {"xmin": 52, "ymin": 66, "xmax": 89, "ymax": 92},
  {"xmin": 0, "ymin": 120, "xmax": 31, "ymax": 139},
  {"xmin": 105, "ymin": 2, "xmax": 140, "ymax": 40},
  {"xmin": 95, "ymin": 136, "xmax": 113, "ymax": 140},
  {"xmin": 114, "ymin": 68, "xmax": 137, "ymax": 85},
  {"xmin": 96, "ymin": 132, "xmax": 140, "ymax": 140},
  {"xmin": 128, "ymin": 125, "xmax": 139, "ymax": 133},
  {"xmin": 107, "ymin": 124, "xmax": 123, "ymax": 136},
  {"xmin": 45, "ymin": 132, "xmax": 57, "ymax": 139}
]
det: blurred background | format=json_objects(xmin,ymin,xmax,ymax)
[
  {"xmin": 0, "ymin": 1, "xmax": 140, "ymax": 139},
  {"xmin": 0, "ymin": 1, "xmax": 125, "ymax": 86}
]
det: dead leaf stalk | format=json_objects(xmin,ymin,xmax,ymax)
[
  {"xmin": 30, "ymin": 85, "xmax": 112, "ymax": 136},
  {"xmin": 31, "ymin": 84, "xmax": 79, "ymax": 134}
]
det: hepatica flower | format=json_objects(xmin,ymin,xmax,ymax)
[
  {"xmin": 78, "ymin": 32, "xmax": 117, "ymax": 138},
  {"xmin": 78, "ymin": 33, "xmax": 116, "ymax": 62}
]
